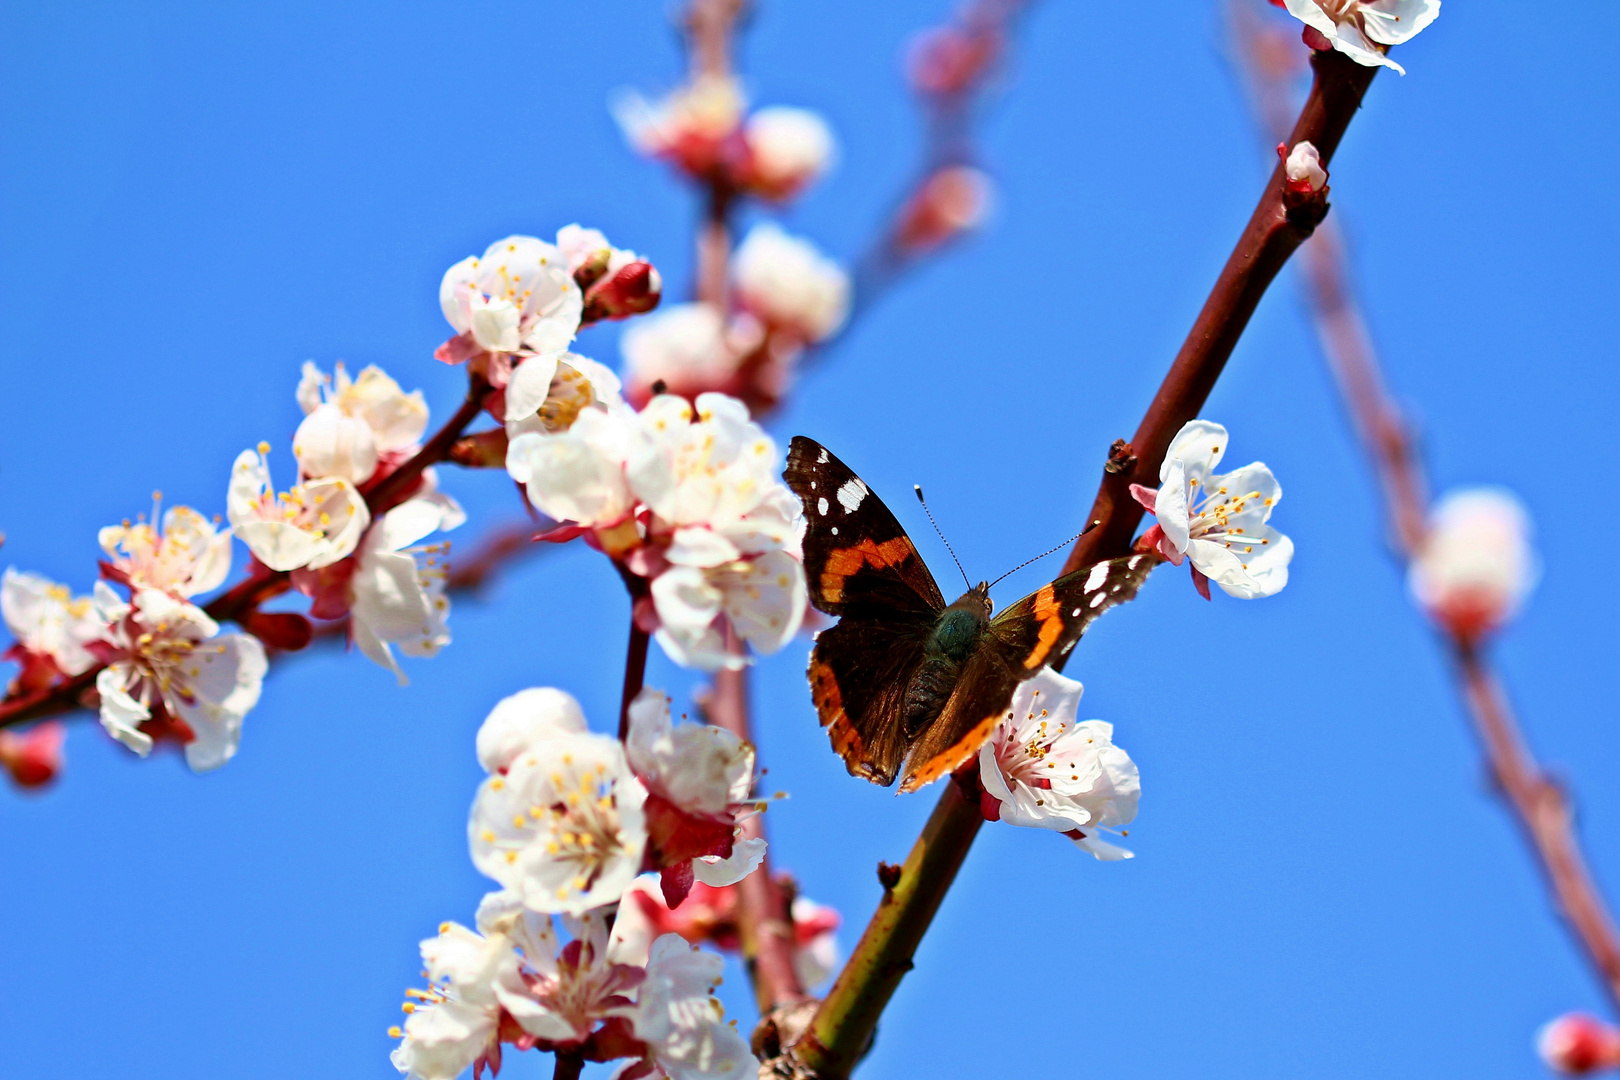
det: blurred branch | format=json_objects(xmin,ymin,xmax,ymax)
[
  {"xmin": 1228, "ymin": 0, "xmax": 1620, "ymax": 1014},
  {"xmin": 0, "ymin": 374, "xmax": 496, "ymax": 731},
  {"xmin": 782, "ymin": 35, "xmax": 1382, "ymax": 1080}
]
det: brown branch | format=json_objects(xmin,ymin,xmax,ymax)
[
  {"xmin": 707, "ymin": 620, "xmax": 806, "ymax": 1014},
  {"xmin": 1059, "ymin": 47, "xmax": 1376, "ymax": 576},
  {"xmin": 0, "ymin": 373, "xmax": 495, "ymax": 731},
  {"xmin": 780, "ymin": 39, "xmax": 1384, "ymax": 1080},
  {"xmin": 1228, "ymin": 0, "xmax": 1620, "ymax": 1019}
]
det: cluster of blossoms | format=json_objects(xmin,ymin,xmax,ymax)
[
  {"xmin": 1131, "ymin": 419, "xmax": 1294, "ymax": 600},
  {"xmin": 507, "ymin": 390, "xmax": 808, "ymax": 672},
  {"xmin": 393, "ymin": 686, "xmax": 814, "ymax": 1079},
  {"xmin": 1275, "ymin": 0, "xmax": 1441, "ymax": 75}
]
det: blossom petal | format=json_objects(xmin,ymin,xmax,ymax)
[
  {"xmin": 95, "ymin": 666, "xmax": 154, "ymax": 757},
  {"xmin": 693, "ymin": 835, "xmax": 766, "ymax": 887}
]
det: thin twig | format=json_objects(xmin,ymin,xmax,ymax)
[
  {"xmin": 785, "ymin": 42, "xmax": 1382, "ymax": 1080},
  {"xmin": 708, "ymin": 620, "xmax": 806, "ymax": 1014}
]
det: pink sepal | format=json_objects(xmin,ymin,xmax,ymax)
[
  {"xmin": 1190, "ymin": 564, "xmax": 1212, "ymax": 601},
  {"xmin": 434, "ymin": 332, "xmax": 482, "ymax": 366},
  {"xmin": 1128, "ymin": 483, "xmax": 1158, "ymax": 513},
  {"xmin": 533, "ymin": 522, "xmax": 589, "ymax": 544}
]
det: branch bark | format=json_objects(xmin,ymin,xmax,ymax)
[{"xmin": 781, "ymin": 43, "xmax": 1381, "ymax": 1080}]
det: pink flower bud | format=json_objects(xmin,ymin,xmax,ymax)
[
  {"xmin": 1409, "ymin": 488, "xmax": 1537, "ymax": 641},
  {"xmin": 1538, "ymin": 1013, "xmax": 1620, "ymax": 1074},
  {"xmin": 0, "ymin": 722, "xmax": 65, "ymax": 789},
  {"xmin": 1280, "ymin": 140, "xmax": 1328, "ymax": 194},
  {"xmin": 582, "ymin": 260, "xmax": 663, "ymax": 324},
  {"xmin": 906, "ymin": 25, "xmax": 998, "ymax": 97},
  {"xmin": 893, "ymin": 165, "xmax": 992, "ymax": 254}
]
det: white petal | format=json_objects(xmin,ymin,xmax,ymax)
[
  {"xmin": 96, "ymin": 666, "xmax": 153, "ymax": 756},
  {"xmin": 1161, "ymin": 419, "xmax": 1228, "ymax": 486},
  {"xmin": 693, "ymin": 835, "xmax": 767, "ymax": 886},
  {"xmin": 502, "ymin": 352, "xmax": 562, "ymax": 424},
  {"xmin": 476, "ymin": 688, "xmax": 588, "ymax": 774}
]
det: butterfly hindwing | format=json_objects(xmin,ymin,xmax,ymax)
[
  {"xmin": 896, "ymin": 554, "xmax": 1159, "ymax": 792},
  {"xmin": 784, "ymin": 436, "xmax": 946, "ymax": 619},
  {"xmin": 808, "ymin": 616, "xmax": 933, "ymax": 786}
]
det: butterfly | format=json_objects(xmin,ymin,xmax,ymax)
[{"xmin": 783, "ymin": 436, "xmax": 1159, "ymax": 793}]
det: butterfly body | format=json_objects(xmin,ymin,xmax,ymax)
[{"xmin": 784, "ymin": 437, "xmax": 1157, "ymax": 793}]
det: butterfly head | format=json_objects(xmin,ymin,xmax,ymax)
[{"xmin": 954, "ymin": 581, "xmax": 993, "ymax": 617}]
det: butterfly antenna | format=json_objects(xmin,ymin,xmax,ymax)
[
  {"xmin": 986, "ymin": 519, "xmax": 1101, "ymax": 589},
  {"xmin": 914, "ymin": 485, "xmax": 973, "ymax": 592}
]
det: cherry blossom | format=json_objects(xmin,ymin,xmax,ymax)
[
  {"xmin": 1538, "ymin": 1013, "xmax": 1620, "ymax": 1075},
  {"xmin": 294, "ymin": 362, "xmax": 428, "ymax": 484},
  {"xmin": 741, "ymin": 106, "xmax": 835, "ymax": 200},
  {"xmin": 613, "ymin": 75, "xmax": 746, "ymax": 178},
  {"xmin": 92, "ymin": 584, "xmax": 266, "ymax": 771},
  {"xmin": 227, "ymin": 445, "xmax": 370, "ymax": 572},
  {"xmin": 349, "ymin": 491, "xmax": 465, "ymax": 684},
  {"xmin": 977, "ymin": 667, "xmax": 1139, "ymax": 860},
  {"xmin": 619, "ymin": 303, "xmax": 762, "ymax": 407},
  {"xmin": 469, "ymin": 726, "xmax": 648, "ymax": 916},
  {"xmin": 732, "ymin": 223, "xmax": 850, "ymax": 344},
  {"xmin": 1130, "ymin": 419, "xmax": 1292, "ymax": 600},
  {"xmin": 0, "ymin": 722, "xmax": 65, "ymax": 789},
  {"xmin": 1, "ymin": 569, "xmax": 102, "ymax": 685},
  {"xmin": 1409, "ymin": 487, "xmax": 1536, "ymax": 641},
  {"xmin": 439, "ymin": 236, "xmax": 583, "ymax": 362},
  {"xmin": 627, "ymin": 935, "xmax": 757, "ymax": 1080},
  {"xmin": 506, "ymin": 405, "xmax": 642, "ymax": 553},
  {"xmin": 892, "ymin": 165, "xmax": 993, "ymax": 254},
  {"xmin": 625, "ymin": 688, "xmax": 766, "ymax": 905},
  {"xmin": 98, "ymin": 501, "xmax": 233, "ymax": 599},
  {"xmin": 502, "ymin": 350, "xmax": 624, "ymax": 440},
  {"xmin": 475, "ymin": 687, "xmax": 589, "ymax": 776},
  {"xmin": 1281, "ymin": 0, "xmax": 1440, "ymax": 75},
  {"xmin": 390, "ymin": 917, "xmax": 520, "ymax": 1080}
]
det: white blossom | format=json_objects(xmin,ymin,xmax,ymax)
[
  {"xmin": 632, "ymin": 935, "xmax": 757, "ymax": 1080},
  {"xmin": 227, "ymin": 446, "xmax": 370, "ymax": 572},
  {"xmin": 613, "ymin": 75, "xmax": 745, "ymax": 160},
  {"xmin": 469, "ymin": 729, "xmax": 649, "ymax": 916},
  {"xmin": 351, "ymin": 492, "xmax": 464, "ymax": 685},
  {"xmin": 626, "ymin": 688, "xmax": 766, "ymax": 888},
  {"xmin": 1, "ymin": 569, "xmax": 102, "ymax": 676},
  {"xmin": 1284, "ymin": 140, "xmax": 1327, "ymax": 192},
  {"xmin": 506, "ymin": 405, "xmax": 642, "ymax": 549},
  {"xmin": 475, "ymin": 687, "xmax": 589, "ymax": 776},
  {"xmin": 1281, "ymin": 0, "xmax": 1440, "ymax": 75},
  {"xmin": 502, "ymin": 351, "xmax": 624, "ymax": 440},
  {"xmin": 1409, "ymin": 487, "xmax": 1537, "ymax": 639},
  {"xmin": 92, "ymin": 584, "xmax": 266, "ymax": 771},
  {"xmin": 743, "ymin": 106, "xmax": 835, "ymax": 199},
  {"xmin": 294, "ymin": 362, "xmax": 428, "ymax": 484},
  {"xmin": 440, "ymin": 236, "xmax": 583, "ymax": 357},
  {"xmin": 978, "ymin": 667, "xmax": 1139, "ymax": 861},
  {"xmin": 390, "ymin": 919, "xmax": 517, "ymax": 1080},
  {"xmin": 99, "ymin": 503, "xmax": 233, "ymax": 599},
  {"xmin": 732, "ymin": 224, "xmax": 850, "ymax": 343},
  {"xmin": 1130, "ymin": 419, "xmax": 1292, "ymax": 599}
]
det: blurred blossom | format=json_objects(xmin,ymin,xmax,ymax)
[
  {"xmin": 92, "ymin": 583, "xmax": 266, "ymax": 771},
  {"xmin": 294, "ymin": 362, "xmax": 428, "ymax": 484},
  {"xmin": 1131, "ymin": 419, "xmax": 1292, "ymax": 600},
  {"xmin": 620, "ymin": 303, "xmax": 761, "ymax": 407},
  {"xmin": 99, "ymin": 503, "xmax": 232, "ymax": 599},
  {"xmin": 906, "ymin": 23, "xmax": 999, "ymax": 97},
  {"xmin": 894, "ymin": 165, "xmax": 992, "ymax": 254},
  {"xmin": 733, "ymin": 223, "xmax": 850, "ymax": 343},
  {"xmin": 1280, "ymin": 0, "xmax": 1440, "ymax": 75},
  {"xmin": 2, "ymin": 569, "xmax": 102, "ymax": 687},
  {"xmin": 613, "ymin": 75, "xmax": 746, "ymax": 179},
  {"xmin": 977, "ymin": 667, "xmax": 1139, "ymax": 860},
  {"xmin": 1282, "ymin": 140, "xmax": 1327, "ymax": 193},
  {"xmin": 1538, "ymin": 1013, "xmax": 1620, "ymax": 1075},
  {"xmin": 0, "ymin": 722, "xmax": 65, "ymax": 789},
  {"xmin": 227, "ymin": 446, "xmax": 370, "ymax": 572},
  {"xmin": 1409, "ymin": 487, "xmax": 1537, "ymax": 641},
  {"xmin": 741, "ymin": 106, "xmax": 835, "ymax": 200}
]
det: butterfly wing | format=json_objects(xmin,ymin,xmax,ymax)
[
  {"xmin": 783, "ymin": 436, "xmax": 946, "ymax": 618},
  {"xmin": 809, "ymin": 617, "xmax": 932, "ymax": 786},
  {"xmin": 897, "ymin": 554, "xmax": 1159, "ymax": 792}
]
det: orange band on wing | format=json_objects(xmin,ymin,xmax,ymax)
[
  {"xmin": 820, "ymin": 536, "xmax": 916, "ymax": 604},
  {"xmin": 899, "ymin": 712, "xmax": 1003, "ymax": 793},
  {"xmin": 1022, "ymin": 582, "xmax": 1064, "ymax": 669},
  {"xmin": 809, "ymin": 658, "xmax": 864, "ymax": 761}
]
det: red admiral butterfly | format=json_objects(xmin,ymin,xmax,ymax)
[{"xmin": 784, "ymin": 437, "xmax": 1159, "ymax": 792}]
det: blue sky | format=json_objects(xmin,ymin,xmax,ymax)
[{"xmin": 2, "ymin": 2, "xmax": 1618, "ymax": 1078}]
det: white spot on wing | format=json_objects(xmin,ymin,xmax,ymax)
[
  {"xmin": 1088, "ymin": 591, "xmax": 1107, "ymax": 609},
  {"xmin": 817, "ymin": 497, "xmax": 829, "ymax": 515},
  {"xmin": 1128, "ymin": 555, "xmax": 1142, "ymax": 569},
  {"xmin": 837, "ymin": 478, "xmax": 867, "ymax": 513},
  {"xmin": 1071, "ymin": 607, "xmax": 1082, "ymax": 617},
  {"xmin": 817, "ymin": 448, "xmax": 829, "ymax": 463},
  {"xmin": 831, "ymin": 526, "xmax": 839, "ymax": 535},
  {"xmin": 1084, "ymin": 563, "xmax": 1109, "ymax": 592}
]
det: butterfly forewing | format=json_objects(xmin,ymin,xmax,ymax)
[{"xmin": 784, "ymin": 436, "xmax": 945, "ymax": 618}]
